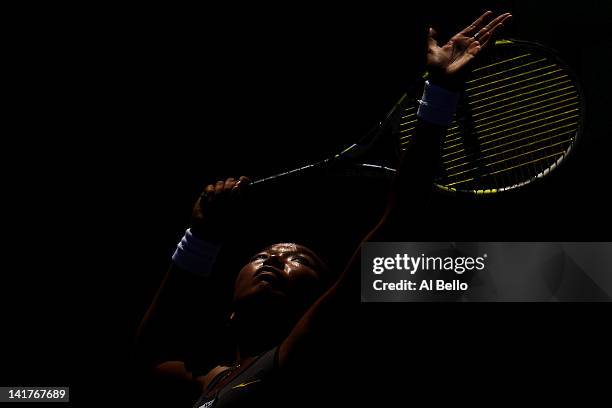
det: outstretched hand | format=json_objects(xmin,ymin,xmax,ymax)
[{"xmin": 427, "ymin": 11, "xmax": 512, "ymax": 88}]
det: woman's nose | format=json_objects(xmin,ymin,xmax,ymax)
[{"xmin": 263, "ymin": 254, "xmax": 285, "ymax": 269}]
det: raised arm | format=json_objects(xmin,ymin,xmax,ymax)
[
  {"xmin": 135, "ymin": 177, "xmax": 250, "ymax": 379},
  {"xmin": 278, "ymin": 11, "xmax": 512, "ymax": 368}
]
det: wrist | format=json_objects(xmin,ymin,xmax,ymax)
[
  {"xmin": 190, "ymin": 222, "xmax": 223, "ymax": 244},
  {"xmin": 416, "ymin": 80, "xmax": 461, "ymax": 127},
  {"xmin": 172, "ymin": 228, "xmax": 222, "ymax": 277},
  {"xmin": 428, "ymin": 73, "xmax": 464, "ymax": 92}
]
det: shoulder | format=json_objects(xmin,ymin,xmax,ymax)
[{"xmin": 154, "ymin": 361, "xmax": 231, "ymax": 391}]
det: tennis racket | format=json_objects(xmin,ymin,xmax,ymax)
[{"xmin": 252, "ymin": 39, "xmax": 584, "ymax": 196}]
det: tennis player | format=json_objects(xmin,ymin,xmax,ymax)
[{"xmin": 136, "ymin": 11, "xmax": 512, "ymax": 407}]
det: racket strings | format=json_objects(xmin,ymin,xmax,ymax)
[
  {"xmin": 467, "ymin": 50, "xmax": 577, "ymax": 190},
  {"xmin": 396, "ymin": 43, "xmax": 580, "ymax": 193}
]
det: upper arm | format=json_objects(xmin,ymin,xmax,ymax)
[{"xmin": 278, "ymin": 218, "xmax": 385, "ymax": 369}]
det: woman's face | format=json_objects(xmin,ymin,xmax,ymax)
[{"xmin": 233, "ymin": 243, "xmax": 328, "ymax": 310}]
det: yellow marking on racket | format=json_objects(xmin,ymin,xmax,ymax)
[
  {"xmin": 434, "ymin": 184, "xmax": 459, "ymax": 193},
  {"xmin": 474, "ymin": 189, "xmax": 497, "ymax": 194}
]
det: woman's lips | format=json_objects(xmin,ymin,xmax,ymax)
[
  {"xmin": 254, "ymin": 267, "xmax": 284, "ymax": 286},
  {"xmin": 256, "ymin": 272, "xmax": 278, "ymax": 283}
]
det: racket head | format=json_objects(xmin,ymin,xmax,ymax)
[{"xmin": 394, "ymin": 39, "xmax": 585, "ymax": 196}]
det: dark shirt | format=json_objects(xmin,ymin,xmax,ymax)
[{"xmin": 192, "ymin": 347, "xmax": 278, "ymax": 408}]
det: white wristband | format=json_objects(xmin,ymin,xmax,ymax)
[
  {"xmin": 417, "ymin": 80, "xmax": 460, "ymax": 126},
  {"xmin": 171, "ymin": 228, "xmax": 222, "ymax": 277}
]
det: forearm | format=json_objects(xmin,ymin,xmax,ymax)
[
  {"xmin": 387, "ymin": 118, "xmax": 445, "ymax": 217},
  {"xmin": 136, "ymin": 265, "xmax": 210, "ymax": 365},
  {"xmin": 280, "ymin": 83, "xmax": 455, "ymax": 366},
  {"xmin": 135, "ymin": 231, "xmax": 230, "ymax": 369},
  {"xmin": 135, "ymin": 176, "xmax": 250, "ymax": 371}
]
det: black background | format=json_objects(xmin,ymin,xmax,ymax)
[{"xmin": 2, "ymin": 0, "xmax": 611, "ymax": 405}]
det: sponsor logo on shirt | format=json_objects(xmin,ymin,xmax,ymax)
[
  {"xmin": 199, "ymin": 399, "xmax": 215, "ymax": 408},
  {"xmin": 231, "ymin": 379, "xmax": 262, "ymax": 390}
]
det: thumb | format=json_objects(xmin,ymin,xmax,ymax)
[
  {"xmin": 427, "ymin": 27, "xmax": 439, "ymax": 47},
  {"xmin": 231, "ymin": 175, "xmax": 252, "ymax": 196}
]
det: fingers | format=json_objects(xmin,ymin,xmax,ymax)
[
  {"xmin": 236, "ymin": 176, "xmax": 251, "ymax": 188},
  {"xmin": 203, "ymin": 184, "xmax": 215, "ymax": 202},
  {"xmin": 467, "ymin": 40, "xmax": 482, "ymax": 57},
  {"xmin": 460, "ymin": 10, "xmax": 494, "ymax": 36},
  {"xmin": 476, "ymin": 13, "xmax": 512, "ymax": 48},
  {"xmin": 202, "ymin": 176, "xmax": 251, "ymax": 202},
  {"xmin": 454, "ymin": 41, "xmax": 482, "ymax": 70},
  {"xmin": 233, "ymin": 176, "xmax": 251, "ymax": 194},
  {"xmin": 192, "ymin": 176, "xmax": 251, "ymax": 237},
  {"xmin": 482, "ymin": 12, "xmax": 512, "ymax": 33},
  {"xmin": 224, "ymin": 177, "xmax": 237, "ymax": 192},
  {"xmin": 214, "ymin": 180, "xmax": 225, "ymax": 196}
]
